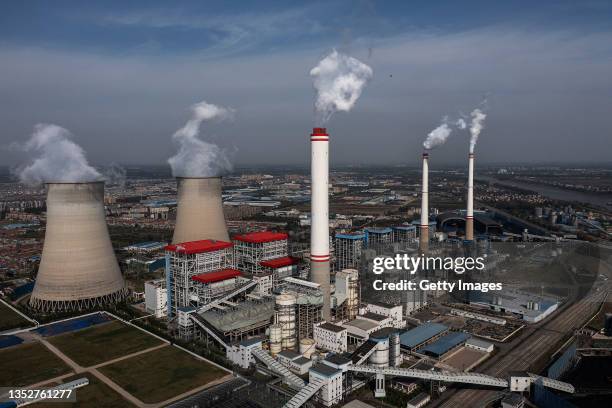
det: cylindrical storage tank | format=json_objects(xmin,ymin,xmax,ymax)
[
  {"xmin": 172, "ymin": 177, "xmax": 229, "ymax": 244},
  {"xmin": 389, "ymin": 332, "xmax": 401, "ymax": 367},
  {"xmin": 30, "ymin": 182, "xmax": 127, "ymax": 312},
  {"xmin": 269, "ymin": 324, "xmax": 282, "ymax": 357},
  {"xmin": 276, "ymin": 294, "xmax": 297, "ymax": 350},
  {"xmin": 368, "ymin": 337, "xmax": 390, "ymax": 368},
  {"xmin": 299, "ymin": 338, "xmax": 316, "ymax": 359}
]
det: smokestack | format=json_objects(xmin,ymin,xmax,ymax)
[
  {"xmin": 466, "ymin": 153, "xmax": 475, "ymax": 241},
  {"xmin": 30, "ymin": 182, "xmax": 126, "ymax": 312},
  {"xmin": 419, "ymin": 152, "xmax": 429, "ymax": 253},
  {"xmin": 310, "ymin": 127, "xmax": 331, "ymax": 321},
  {"xmin": 172, "ymin": 177, "xmax": 229, "ymax": 244}
]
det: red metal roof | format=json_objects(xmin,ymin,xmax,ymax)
[
  {"xmin": 191, "ymin": 269, "xmax": 242, "ymax": 284},
  {"xmin": 260, "ymin": 256, "xmax": 299, "ymax": 269},
  {"xmin": 233, "ymin": 231, "xmax": 288, "ymax": 244},
  {"xmin": 165, "ymin": 239, "xmax": 233, "ymax": 255}
]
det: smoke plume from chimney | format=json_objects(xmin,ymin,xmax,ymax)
[
  {"xmin": 469, "ymin": 108, "xmax": 487, "ymax": 153},
  {"xmin": 423, "ymin": 121, "xmax": 453, "ymax": 150},
  {"xmin": 310, "ymin": 49, "xmax": 373, "ymax": 124},
  {"xmin": 168, "ymin": 101, "xmax": 235, "ymax": 178},
  {"xmin": 15, "ymin": 124, "xmax": 101, "ymax": 185}
]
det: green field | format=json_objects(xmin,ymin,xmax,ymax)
[
  {"xmin": 31, "ymin": 374, "xmax": 135, "ymax": 408},
  {"xmin": 0, "ymin": 342, "xmax": 71, "ymax": 387},
  {"xmin": 0, "ymin": 301, "xmax": 32, "ymax": 331},
  {"xmin": 99, "ymin": 346, "xmax": 228, "ymax": 404},
  {"xmin": 48, "ymin": 321, "xmax": 163, "ymax": 367}
]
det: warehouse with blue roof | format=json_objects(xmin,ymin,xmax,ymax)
[
  {"xmin": 419, "ymin": 331, "xmax": 470, "ymax": 358},
  {"xmin": 399, "ymin": 322, "xmax": 448, "ymax": 350}
]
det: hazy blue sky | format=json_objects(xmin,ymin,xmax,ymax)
[{"xmin": 1, "ymin": 0, "xmax": 611, "ymax": 167}]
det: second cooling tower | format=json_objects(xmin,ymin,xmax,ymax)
[
  {"xmin": 172, "ymin": 177, "xmax": 229, "ymax": 244},
  {"xmin": 30, "ymin": 182, "xmax": 127, "ymax": 312}
]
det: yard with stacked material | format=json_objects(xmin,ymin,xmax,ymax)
[
  {"xmin": 47, "ymin": 320, "xmax": 163, "ymax": 366},
  {"xmin": 31, "ymin": 374, "xmax": 135, "ymax": 408},
  {"xmin": 0, "ymin": 302, "xmax": 31, "ymax": 331},
  {"xmin": 98, "ymin": 345, "xmax": 229, "ymax": 404},
  {"xmin": 0, "ymin": 342, "xmax": 71, "ymax": 386}
]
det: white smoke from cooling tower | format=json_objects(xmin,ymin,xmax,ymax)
[
  {"xmin": 15, "ymin": 124, "xmax": 102, "ymax": 185},
  {"xmin": 168, "ymin": 101, "xmax": 235, "ymax": 178},
  {"xmin": 469, "ymin": 108, "xmax": 487, "ymax": 153},
  {"xmin": 310, "ymin": 49, "xmax": 373, "ymax": 124}
]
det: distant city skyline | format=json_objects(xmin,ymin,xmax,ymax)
[{"xmin": 1, "ymin": 0, "xmax": 612, "ymax": 167}]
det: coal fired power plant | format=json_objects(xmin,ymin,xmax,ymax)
[
  {"xmin": 466, "ymin": 152, "xmax": 475, "ymax": 241},
  {"xmin": 172, "ymin": 176, "xmax": 230, "ymax": 244},
  {"xmin": 419, "ymin": 152, "xmax": 430, "ymax": 253},
  {"xmin": 310, "ymin": 127, "xmax": 331, "ymax": 321},
  {"xmin": 29, "ymin": 182, "xmax": 127, "ymax": 312}
]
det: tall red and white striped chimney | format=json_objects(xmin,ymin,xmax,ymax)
[
  {"xmin": 419, "ymin": 152, "xmax": 429, "ymax": 253},
  {"xmin": 466, "ymin": 153, "xmax": 475, "ymax": 241},
  {"xmin": 310, "ymin": 127, "xmax": 331, "ymax": 321}
]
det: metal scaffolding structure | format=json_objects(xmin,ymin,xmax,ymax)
[
  {"xmin": 335, "ymin": 233, "xmax": 365, "ymax": 271},
  {"xmin": 165, "ymin": 240, "xmax": 234, "ymax": 316},
  {"xmin": 276, "ymin": 277, "xmax": 323, "ymax": 341},
  {"xmin": 233, "ymin": 232, "xmax": 289, "ymax": 277},
  {"xmin": 366, "ymin": 228, "xmax": 393, "ymax": 248},
  {"xmin": 392, "ymin": 226, "xmax": 417, "ymax": 243}
]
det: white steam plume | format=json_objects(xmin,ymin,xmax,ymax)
[
  {"xmin": 102, "ymin": 163, "xmax": 127, "ymax": 187},
  {"xmin": 310, "ymin": 49, "xmax": 373, "ymax": 124},
  {"xmin": 456, "ymin": 118, "xmax": 467, "ymax": 129},
  {"xmin": 469, "ymin": 108, "xmax": 487, "ymax": 153},
  {"xmin": 168, "ymin": 101, "xmax": 235, "ymax": 178},
  {"xmin": 14, "ymin": 124, "xmax": 102, "ymax": 185},
  {"xmin": 423, "ymin": 118, "xmax": 453, "ymax": 150}
]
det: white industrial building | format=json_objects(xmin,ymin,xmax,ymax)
[
  {"xmin": 314, "ymin": 322, "xmax": 347, "ymax": 353},
  {"xmin": 226, "ymin": 338, "xmax": 263, "ymax": 369},
  {"xmin": 276, "ymin": 350, "xmax": 313, "ymax": 375},
  {"xmin": 465, "ymin": 337, "xmax": 494, "ymax": 353},
  {"xmin": 309, "ymin": 363, "xmax": 344, "ymax": 407},
  {"xmin": 144, "ymin": 279, "xmax": 167, "ymax": 318},
  {"xmin": 363, "ymin": 302, "xmax": 405, "ymax": 329}
]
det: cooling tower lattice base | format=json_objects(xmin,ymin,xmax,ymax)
[
  {"xmin": 29, "ymin": 182, "xmax": 127, "ymax": 313},
  {"xmin": 29, "ymin": 289, "xmax": 127, "ymax": 313}
]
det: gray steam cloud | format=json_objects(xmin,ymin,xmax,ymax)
[
  {"xmin": 168, "ymin": 101, "xmax": 235, "ymax": 178},
  {"xmin": 310, "ymin": 49, "xmax": 373, "ymax": 125},
  {"xmin": 102, "ymin": 163, "xmax": 127, "ymax": 187},
  {"xmin": 469, "ymin": 108, "xmax": 487, "ymax": 153},
  {"xmin": 14, "ymin": 124, "xmax": 102, "ymax": 185}
]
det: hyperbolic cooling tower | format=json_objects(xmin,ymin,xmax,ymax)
[
  {"xmin": 172, "ymin": 177, "xmax": 229, "ymax": 244},
  {"xmin": 419, "ymin": 152, "xmax": 430, "ymax": 253},
  {"xmin": 30, "ymin": 182, "xmax": 127, "ymax": 312},
  {"xmin": 310, "ymin": 127, "xmax": 331, "ymax": 321},
  {"xmin": 466, "ymin": 152, "xmax": 475, "ymax": 241}
]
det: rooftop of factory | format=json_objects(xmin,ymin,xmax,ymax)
[
  {"xmin": 392, "ymin": 225, "xmax": 416, "ymax": 231},
  {"xmin": 400, "ymin": 322, "xmax": 448, "ymax": 349},
  {"xmin": 365, "ymin": 227, "xmax": 393, "ymax": 234},
  {"xmin": 465, "ymin": 337, "xmax": 493, "ymax": 349},
  {"xmin": 259, "ymin": 256, "xmax": 299, "ymax": 268},
  {"xmin": 123, "ymin": 241, "xmax": 167, "ymax": 250},
  {"xmin": 191, "ymin": 269, "xmax": 242, "ymax": 284},
  {"xmin": 370, "ymin": 327, "xmax": 399, "ymax": 340},
  {"xmin": 344, "ymin": 318, "xmax": 380, "ymax": 332},
  {"xmin": 277, "ymin": 350, "xmax": 302, "ymax": 360},
  {"xmin": 361, "ymin": 312, "xmax": 389, "ymax": 322},
  {"xmin": 165, "ymin": 239, "xmax": 232, "ymax": 254},
  {"xmin": 319, "ymin": 322, "xmax": 346, "ymax": 333},
  {"xmin": 233, "ymin": 231, "xmax": 288, "ymax": 244},
  {"xmin": 324, "ymin": 354, "xmax": 352, "ymax": 366},
  {"xmin": 419, "ymin": 331, "xmax": 470, "ymax": 357},
  {"xmin": 239, "ymin": 337, "xmax": 264, "ymax": 347},
  {"xmin": 311, "ymin": 363, "xmax": 341, "ymax": 377},
  {"xmin": 201, "ymin": 298, "xmax": 275, "ymax": 332},
  {"xmin": 469, "ymin": 290, "xmax": 559, "ymax": 319},
  {"xmin": 335, "ymin": 233, "xmax": 366, "ymax": 240},
  {"xmin": 294, "ymin": 356, "xmax": 311, "ymax": 366}
]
